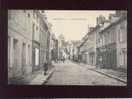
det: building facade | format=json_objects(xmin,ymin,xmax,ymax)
[
  {"xmin": 8, "ymin": 10, "xmax": 33, "ymax": 80},
  {"xmin": 78, "ymin": 11, "xmax": 127, "ymax": 71},
  {"xmin": 8, "ymin": 10, "xmax": 52, "ymax": 83},
  {"xmin": 50, "ymin": 33, "xmax": 59, "ymax": 62},
  {"xmin": 116, "ymin": 14, "xmax": 127, "ymax": 70},
  {"xmin": 78, "ymin": 26, "xmax": 98, "ymax": 66},
  {"xmin": 32, "ymin": 11, "xmax": 41, "ymax": 71},
  {"xmin": 96, "ymin": 11, "xmax": 127, "ymax": 70},
  {"xmin": 96, "ymin": 21, "xmax": 117, "ymax": 69},
  {"xmin": 39, "ymin": 11, "xmax": 49, "ymax": 69}
]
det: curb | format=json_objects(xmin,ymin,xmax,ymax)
[
  {"xmin": 77, "ymin": 62, "xmax": 127, "ymax": 84},
  {"xmin": 29, "ymin": 68, "xmax": 55, "ymax": 85},
  {"xmin": 43, "ymin": 68, "xmax": 55, "ymax": 84},
  {"xmin": 89, "ymin": 68, "xmax": 127, "ymax": 84}
]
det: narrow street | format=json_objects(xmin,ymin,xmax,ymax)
[
  {"xmin": 45, "ymin": 60, "xmax": 126, "ymax": 86},
  {"xmin": 8, "ymin": 10, "xmax": 127, "ymax": 86}
]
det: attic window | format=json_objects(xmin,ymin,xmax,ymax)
[{"xmin": 28, "ymin": 13, "xmax": 30, "ymax": 17}]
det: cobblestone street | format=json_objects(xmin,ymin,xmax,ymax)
[{"xmin": 45, "ymin": 60, "xmax": 126, "ymax": 85}]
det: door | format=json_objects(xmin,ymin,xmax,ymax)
[{"xmin": 22, "ymin": 43, "xmax": 26, "ymax": 74}]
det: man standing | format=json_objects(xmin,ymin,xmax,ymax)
[{"xmin": 43, "ymin": 60, "xmax": 48, "ymax": 75}]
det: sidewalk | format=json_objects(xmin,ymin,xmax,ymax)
[
  {"xmin": 9, "ymin": 66, "xmax": 55, "ymax": 85},
  {"xmin": 8, "ymin": 70, "xmax": 42, "ymax": 85},
  {"xmin": 29, "ymin": 68, "xmax": 55, "ymax": 85},
  {"xmin": 90, "ymin": 68, "xmax": 127, "ymax": 83},
  {"xmin": 77, "ymin": 62, "xmax": 127, "ymax": 83}
]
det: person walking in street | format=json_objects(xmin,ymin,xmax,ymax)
[{"xmin": 43, "ymin": 60, "xmax": 48, "ymax": 75}]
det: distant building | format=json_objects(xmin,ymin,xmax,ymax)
[
  {"xmin": 70, "ymin": 40, "xmax": 80, "ymax": 61},
  {"xmin": 78, "ymin": 26, "xmax": 99, "ymax": 66},
  {"xmin": 58, "ymin": 34, "xmax": 66, "ymax": 60},
  {"xmin": 51, "ymin": 33, "xmax": 59, "ymax": 62}
]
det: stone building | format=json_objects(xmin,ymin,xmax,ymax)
[
  {"xmin": 70, "ymin": 40, "xmax": 80, "ymax": 62},
  {"xmin": 46, "ymin": 22, "xmax": 52, "ymax": 64},
  {"xmin": 78, "ymin": 11, "xmax": 127, "ymax": 71},
  {"xmin": 32, "ymin": 10, "xmax": 41, "ymax": 71},
  {"xmin": 87, "ymin": 27, "xmax": 99, "ymax": 66},
  {"xmin": 50, "ymin": 33, "xmax": 59, "ymax": 62},
  {"xmin": 96, "ymin": 11, "xmax": 127, "ymax": 70},
  {"xmin": 8, "ymin": 10, "xmax": 33, "ymax": 80},
  {"xmin": 116, "ymin": 12, "xmax": 127, "ymax": 70},
  {"xmin": 8, "ymin": 10, "xmax": 52, "ymax": 83},
  {"xmin": 78, "ymin": 34, "xmax": 89, "ymax": 63},
  {"xmin": 39, "ymin": 11, "xmax": 50, "ymax": 69},
  {"xmin": 96, "ymin": 20, "xmax": 116, "ymax": 69},
  {"xmin": 57, "ymin": 34, "xmax": 66, "ymax": 60},
  {"xmin": 78, "ymin": 26, "xmax": 99, "ymax": 66},
  {"xmin": 32, "ymin": 10, "xmax": 51, "ymax": 72}
]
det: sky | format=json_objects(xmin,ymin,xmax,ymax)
[{"xmin": 45, "ymin": 10, "xmax": 115, "ymax": 41}]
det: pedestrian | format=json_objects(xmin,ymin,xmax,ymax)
[
  {"xmin": 43, "ymin": 61, "xmax": 48, "ymax": 75},
  {"xmin": 63, "ymin": 56, "xmax": 65, "ymax": 63}
]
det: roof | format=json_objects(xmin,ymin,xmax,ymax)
[
  {"xmin": 100, "ymin": 15, "xmax": 127, "ymax": 33},
  {"xmin": 78, "ymin": 25, "xmax": 100, "ymax": 48}
]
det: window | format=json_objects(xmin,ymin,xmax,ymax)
[
  {"xmin": 119, "ymin": 28, "xmax": 123, "ymax": 42},
  {"xmin": 41, "ymin": 10, "xmax": 45, "ymax": 13},
  {"xmin": 33, "ymin": 12, "xmax": 35, "ymax": 19},
  {"xmin": 32, "ymin": 24, "xmax": 35, "ymax": 40},
  {"xmin": 119, "ymin": 51, "xmax": 123, "ymax": 66},
  {"xmin": 28, "ymin": 13, "xmax": 30, "ymax": 18},
  {"xmin": 22, "ymin": 43, "xmax": 26, "ymax": 66},
  {"xmin": 107, "ymin": 31, "xmax": 110, "ymax": 44},
  {"xmin": 36, "ymin": 26, "xmax": 38, "ymax": 30},
  {"xmin": 111, "ymin": 31, "xmax": 114, "ymax": 43},
  {"xmin": 28, "ymin": 45, "xmax": 30, "ymax": 64},
  {"xmin": 13, "ymin": 39, "xmax": 18, "ymax": 67},
  {"xmin": 102, "ymin": 35, "xmax": 105, "ymax": 46},
  {"xmin": 113, "ymin": 30, "xmax": 116, "ymax": 42},
  {"xmin": 35, "ymin": 48, "xmax": 39, "ymax": 66},
  {"xmin": 119, "ymin": 23, "xmax": 126, "ymax": 42},
  {"xmin": 8, "ymin": 37, "xmax": 10, "ymax": 67}
]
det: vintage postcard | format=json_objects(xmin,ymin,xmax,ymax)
[{"xmin": 8, "ymin": 10, "xmax": 127, "ymax": 86}]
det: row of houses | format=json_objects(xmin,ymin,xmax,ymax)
[
  {"xmin": 78, "ymin": 11, "xmax": 127, "ymax": 71},
  {"xmin": 8, "ymin": 10, "xmax": 58, "ymax": 83}
]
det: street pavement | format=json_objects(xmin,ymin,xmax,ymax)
[{"xmin": 45, "ymin": 60, "xmax": 126, "ymax": 86}]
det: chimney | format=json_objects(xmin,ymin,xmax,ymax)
[
  {"xmin": 89, "ymin": 27, "xmax": 94, "ymax": 32},
  {"xmin": 96, "ymin": 15, "xmax": 106, "ymax": 25}
]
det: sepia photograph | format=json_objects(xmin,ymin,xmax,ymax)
[{"xmin": 8, "ymin": 10, "xmax": 127, "ymax": 86}]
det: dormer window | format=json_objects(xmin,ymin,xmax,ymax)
[{"xmin": 28, "ymin": 13, "xmax": 30, "ymax": 18}]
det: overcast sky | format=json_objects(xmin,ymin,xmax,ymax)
[{"xmin": 45, "ymin": 10, "xmax": 115, "ymax": 41}]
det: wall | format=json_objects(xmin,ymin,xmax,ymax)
[
  {"xmin": 116, "ymin": 19, "xmax": 127, "ymax": 69},
  {"xmin": 8, "ymin": 10, "xmax": 33, "ymax": 79}
]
